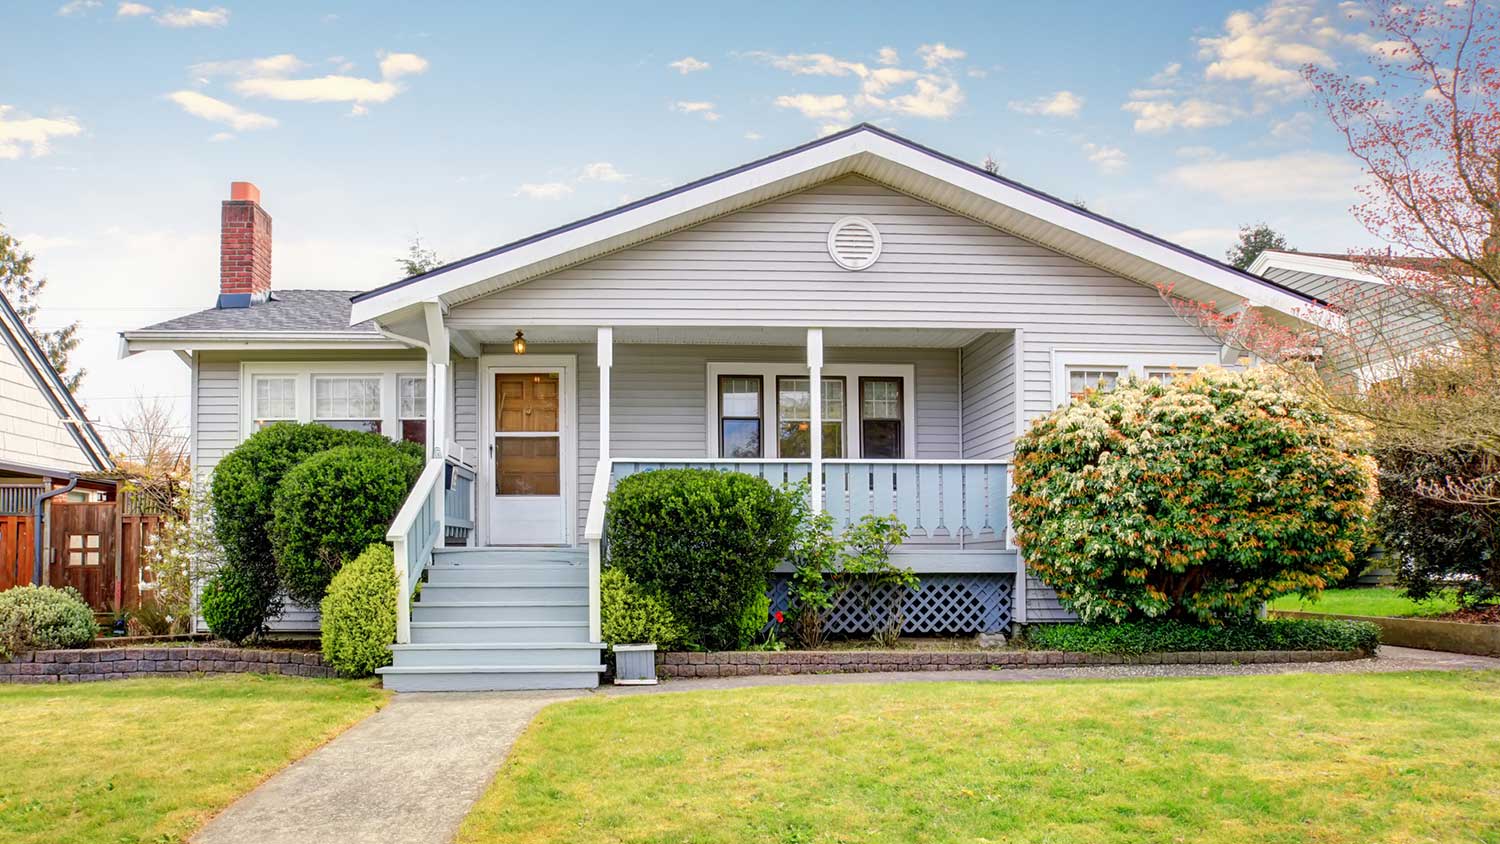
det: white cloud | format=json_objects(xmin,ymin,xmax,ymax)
[
  {"xmin": 1195, "ymin": 0, "xmax": 1377, "ymax": 99},
  {"xmin": 1009, "ymin": 90, "xmax": 1083, "ymax": 118},
  {"xmin": 1270, "ymin": 111, "xmax": 1314, "ymax": 139},
  {"xmin": 1123, "ymin": 97, "xmax": 1238, "ymax": 132},
  {"xmin": 14, "ymin": 232, "xmax": 78, "ymax": 251},
  {"xmin": 916, "ymin": 42, "xmax": 965, "ymax": 69},
  {"xmin": 1083, "ymin": 142, "xmax": 1127, "ymax": 173},
  {"xmin": 876, "ymin": 47, "xmax": 899, "ymax": 66},
  {"xmin": 116, "ymin": 2, "xmax": 152, "ymax": 16},
  {"xmin": 880, "ymin": 77, "xmax": 963, "ymax": 118},
  {"xmin": 378, "ymin": 52, "xmax": 428, "ymax": 80},
  {"xmin": 514, "ymin": 182, "xmax": 573, "ymax": 200},
  {"xmin": 155, "ymin": 6, "xmax": 228, "ymax": 27},
  {"xmin": 208, "ymin": 131, "xmax": 234, "ymax": 142},
  {"xmin": 1175, "ymin": 145, "xmax": 1222, "ymax": 160},
  {"xmin": 0, "ymin": 105, "xmax": 83, "ymax": 159},
  {"xmin": 580, "ymin": 162, "xmax": 626, "ymax": 182},
  {"xmin": 1167, "ymin": 151, "xmax": 1360, "ymax": 201},
  {"xmin": 57, "ymin": 1, "xmax": 101, "ymax": 15},
  {"xmin": 744, "ymin": 131, "xmax": 762, "ymax": 140},
  {"xmin": 672, "ymin": 100, "xmax": 720, "ymax": 121},
  {"xmin": 773, "ymin": 93, "xmax": 852, "ymax": 122},
  {"xmin": 750, "ymin": 51, "xmax": 867, "ymax": 77},
  {"xmin": 1150, "ymin": 62, "xmax": 1182, "ymax": 84},
  {"xmin": 190, "ymin": 54, "xmax": 305, "ymax": 79},
  {"xmin": 668, "ymin": 56, "xmax": 710, "ymax": 74},
  {"xmin": 166, "ymin": 91, "xmax": 277, "ymax": 131}
]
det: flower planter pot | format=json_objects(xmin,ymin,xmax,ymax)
[{"xmin": 612, "ymin": 643, "xmax": 658, "ymax": 685}]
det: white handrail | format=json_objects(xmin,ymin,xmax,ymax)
[
  {"xmin": 584, "ymin": 458, "xmax": 613, "ymax": 643},
  {"xmin": 388, "ymin": 458, "xmax": 445, "ymax": 645}
]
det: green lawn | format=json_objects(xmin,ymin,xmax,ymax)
[
  {"xmin": 0, "ymin": 674, "xmax": 387, "ymax": 844},
  {"xmin": 461, "ymin": 672, "xmax": 1500, "ymax": 844},
  {"xmin": 1269, "ymin": 586, "xmax": 1459, "ymax": 618}
]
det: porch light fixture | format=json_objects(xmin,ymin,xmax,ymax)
[{"xmin": 512, "ymin": 330, "xmax": 527, "ymax": 355}]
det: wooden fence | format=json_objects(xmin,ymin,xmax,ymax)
[{"xmin": 0, "ymin": 502, "xmax": 162, "ymax": 612}]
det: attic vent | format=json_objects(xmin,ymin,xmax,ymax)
[{"xmin": 827, "ymin": 216, "xmax": 882, "ymax": 271}]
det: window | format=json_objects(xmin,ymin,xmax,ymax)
[
  {"xmin": 399, "ymin": 375, "xmax": 427, "ymax": 445},
  {"xmin": 252, "ymin": 375, "xmax": 297, "ymax": 429},
  {"xmin": 719, "ymin": 375, "xmax": 763, "ymax": 458},
  {"xmin": 860, "ymin": 377, "xmax": 903, "ymax": 459},
  {"xmin": 66, "ymin": 533, "xmax": 101, "ymax": 566},
  {"xmin": 776, "ymin": 376, "xmax": 845, "ymax": 458},
  {"xmin": 313, "ymin": 375, "xmax": 383, "ymax": 433},
  {"xmin": 1143, "ymin": 366, "xmax": 1186, "ymax": 385},
  {"xmin": 1067, "ymin": 367, "xmax": 1123, "ymax": 399}
]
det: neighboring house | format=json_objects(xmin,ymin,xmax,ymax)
[
  {"xmin": 123, "ymin": 125, "xmax": 1334, "ymax": 690},
  {"xmin": 1, "ymin": 287, "xmax": 115, "ymax": 593}
]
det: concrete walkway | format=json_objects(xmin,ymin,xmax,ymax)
[
  {"xmin": 191, "ymin": 689, "xmax": 581, "ymax": 844},
  {"xmin": 192, "ymin": 646, "xmax": 1499, "ymax": 844}
]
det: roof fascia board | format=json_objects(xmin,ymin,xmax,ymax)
[
  {"xmin": 121, "ymin": 331, "xmax": 409, "ymax": 355},
  {"xmin": 1249, "ymin": 250, "xmax": 1391, "ymax": 286}
]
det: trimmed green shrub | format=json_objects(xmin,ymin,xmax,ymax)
[
  {"xmin": 600, "ymin": 568, "xmax": 689, "ymax": 649},
  {"xmin": 320, "ymin": 543, "xmax": 398, "ymax": 677},
  {"xmin": 1021, "ymin": 617, "xmax": 1381, "ymax": 655},
  {"xmin": 1377, "ymin": 444, "xmax": 1499, "ymax": 608},
  {"xmin": 1012, "ymin": 366, "xmax": 1377, "ymax": 624},
  {"xmin": 271, "ymin": 445, "xmax": 421, "ymax": 604},
  {"xmin": 0, "ymin": 585, "xmax": 97, "ymax": 657},
  {"xmin": 606, "ymin": 468, "xmax": 796, "ymax": 650},
  {"xmin": 201, "ymin": 562, "xmax": 280, "ymax": 644}
]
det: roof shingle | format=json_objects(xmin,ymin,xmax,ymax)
[{"xmin": 135, "ymin": 289, "xmax": 376, "ymax": 333}]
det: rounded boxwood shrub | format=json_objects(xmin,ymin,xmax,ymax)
[
  {"xmin": 0, "ymin": 585, "xmax": 97, "ymax": 657},
  {"xmin": 272, "ymin": 445, "xmax": 421, "ymax": 605},
  {"xmin": 320, "ymin": 543, "xmax": 398, "ymax": 677},
  {"xmin": 600, "ymin": 568, "xmax": 689, "ymax": 649},
  {"xmin": 1012, "ymin": 366, "xmax": 1377, "ymax": 624},
  {"xmin": 606, "ymin": 468, "xmax": 795, "ymax": 650},
  {"xmin": 201, "ymin": 562, "xmax": 280, "ymax": 644}
]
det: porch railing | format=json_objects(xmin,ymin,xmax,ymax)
[{"xmin": 388, "ymin": 453, "xmax": 476, "ymax": 644}]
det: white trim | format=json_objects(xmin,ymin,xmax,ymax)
[
  {"xmin": 123, "ymin": 331, "xmax": 408, "ymax": 355},
  {"xmin": 1248, "ymin": 250, "xmax": 1390, "ymax": 286},
  {"xmin": 826, "ymin": 216, "xmax": 883, "ymax": 271},
  {"xmin": 238, "ymin": 360, "xmax": 424, "ymax": 443},
  {"xmin": 704, "ymin": 362, "xmax": 916, "ymax": 459},
  {"xmin": 478, "ymin": 353, "xmax": 578, "ymax": 546},
  {"xmin": 1049, "ymin": 349, "xmax": 1219, "ymax": 408},
  {"xmin": 351, "ymin": 128, "xmax": 1331, "ymax": 328}
]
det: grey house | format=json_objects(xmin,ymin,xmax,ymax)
[{"xmin": 124, "ymin": 125, "xmax": 1333, "ymax": 691}]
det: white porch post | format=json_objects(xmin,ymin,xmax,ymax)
[
  {"xmin": 590, "ymin": 327, "xmax": 613, "ymax": 645},
  {"xmin": 807, "ymin": 328, "xmax": 823, "ymax": 513},
  {"xmin": 422, "ymin": 301, "xmax": 450, "ymax": 462},
  {"xmin": 1011, "ymin": 328, "xmax": 1028, "ymax": 624},
  {"xmin": 597, "ymin": 327, "xmax": 613, "ymax": 462}
]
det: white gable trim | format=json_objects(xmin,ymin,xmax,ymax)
[
  {"xmin": 350, "ymin": 125, "xmax": 1331, "ymax": 329},
  {"xmin": 1249, "ymin": 251, "xmax": 1390, "ymax": 286},
  {"xmin": 0, "ymin": 291, "xmax": 113, "ymax": 472}
]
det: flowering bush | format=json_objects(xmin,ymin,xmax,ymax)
[
  {"xmin": 0, "ymin": 586, "xmax": 97, "ymax": 658},
  {"xmin": 1012, "ymin": 366, "xmax": 1377, "ymax": 624}
]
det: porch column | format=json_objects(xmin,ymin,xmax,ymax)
[
  {"xmin": 1011, "ymin": 328, "xmax": 1028, "ymax": 624},
  {"xmin": 597, "ymin": 327, "xmax": 613, "ymax": 462},
  {"xmin": 807, "ymin": 328, "xmax": 823, "ymax": 513},
  {"xmin": 422, "ymin": 301, "xmax": 450, "ymax": 462}
]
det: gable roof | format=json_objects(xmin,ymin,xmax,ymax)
[
  {"xmin": 121, "ymin": 289, "xmax": 407, "ymax": 353},
  {"xmin": 0, "ymin": 290, "xmax": 113, "ymax": 473},
  {"xmin": 351, "ymin": 123, "xmax": 1329, "ymax": 327}
]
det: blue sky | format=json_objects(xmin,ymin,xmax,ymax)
[{"xmin": 1, "ymin": 0, "xmax": 1386, "ymax": 434}]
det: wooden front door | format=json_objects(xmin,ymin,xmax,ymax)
[
  {"xmin": 48, "ymin": 502, "xmax": 116, "ymax": 610},
  {"xmin": 0, "ymin": 516, "xmax": 34, "ymax": 590},
  {"xmin": 487, "ymin": 368, "xmax": 569, "ymax": 544}
]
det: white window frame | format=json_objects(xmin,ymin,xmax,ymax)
[
  {"xmin": 239, "ymin": 360, "xmax": 425, "ymax": 444},
  {"xmin": 1050, "ymin": 349, "xmax": 1219, "ymax": 407},
  {"xmin": 705, "ymin": 362, "xmax": 916, "ymax": 459}
]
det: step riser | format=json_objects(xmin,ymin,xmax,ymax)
[
  {"xmin": 433, "ymin": 550, "xmax": 587, "ymax": 566},
  {"xmin": 412, "ymin": 604, "xmax": 587, "ymax": 623},
  {"xmin": 410, "ymin": 625, "xmax": 591, "ymax": 644},
  {"xmin": 419, "ymin": 586, "xmax": 584, "ymax": 602},
  {"xmin": 424, "ymin": 567, "xmax": 587, "ymax": 587},
  {"xmin": 380, "ymin": 671, "xmax": 601, "ymax": 692},
  {"xmin": 390, "ymin": 646, "xmax": 602, "ymax": 669}
]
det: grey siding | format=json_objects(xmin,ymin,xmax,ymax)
[
  {"xmin": 453, "ymin": 356, "xmax": 479, "ymax": 465},
  {"xmin": 1025, "ymin": 574, "xmax": 1077, "ymax": 623},
  {"xmin": 959, "ymin": 332, "xmax": 1015, "ymax": 460}
]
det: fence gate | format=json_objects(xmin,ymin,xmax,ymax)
[
  {"xmin": 48, "ymin": 502, "xmax": 117, "ymax": 610},
  {"xmin": 0, "ymin": 515, "xmax": 34, "ymax": 590}
]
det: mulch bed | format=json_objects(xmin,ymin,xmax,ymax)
[{"xmin": 1434, "ymin": 605, "xmax": 1500, "ymax": 625}]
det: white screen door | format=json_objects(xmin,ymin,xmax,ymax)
[{"xmin": 488, "ymin": 368, "xmax": 567, "ymax": 544}]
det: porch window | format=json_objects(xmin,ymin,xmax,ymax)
[
  {"xmin": 313, "ymin": 375, "xmax": 383, "ymax": 434},
  {"xmin": 776, "ymin": 376, "xmax": 845, "ymax": 458},
  {"xmin": 1143, "ymin": 366, "xmax": 1185, "ymax": 384},
  {"xmin": 399, "ymin": 374, "xmax": 427, "ymax": 445},
  {"xmin": 1066, "ymin": 367, "xmax": 1122, "ymax": 399},
  {"xmin": 252, "ymin": 376, "xmax": 297, "ymax": 430},
  {"xmin": 718, "ymin": 375, "xmax": 763, "ymax": 458},
  {"xmin": 859, "ymin": 377, "xmax": 903, "ymax": 459}
]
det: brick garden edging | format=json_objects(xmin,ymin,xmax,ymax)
[
  {"xmin": 0, "ymin": 647, "xmax": 335, "ymax": 684},
  {"xmin": 655, "ymin": 648, "xmax": 1369, "ymax": 678}
]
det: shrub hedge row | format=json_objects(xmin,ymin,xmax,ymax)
[{"xmin": 1021, "ymin": 618, "xmax": 1381, "ymax": 655}]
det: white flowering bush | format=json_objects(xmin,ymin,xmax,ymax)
[
  {"xmin": 140, "ymin": 484, "xmax": 221, "ymax": 635},
  {"xmin": 1012, "ymin": 366, "xmax": 1377, "ymax": 624}
]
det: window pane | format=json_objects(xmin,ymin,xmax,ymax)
[
  {"xmin": 1067, "ymin": 368, "xmax": 1122, "ymax": 398},
  {"xmin": 253, "ymin": 376, "xmax": 296, "ymax": 423},
  {"xmin": 778, "ymin": 378, "xmax": 811, "ymax": 421},
  {"xmin": 823, "ymin": 421, "xmax": 844, "ymax": 458},
  {"xmin": 862, "ymin": 379, "xmax": 901, "ymax": 420},
  {"xmin": 399, "ymin": 375, "xmax": 427, "ymax": 418},
  {"xmin": 860, "ymin": 378, "xmax": 902, "ymax": 458},
  {"xmin": 862, "ymin": 419, "xmax": 902, "ymax": 458},
  {"xmin": 316, "ymin": 419, "xmax": 382, "ymax": 434},
  {"xmin": 721, "ymin": 376, "xmax": 761, "ymax": 418},
  {"xmin": 1144, "ymin": 366, "xmax": 1187, "ymax": 384},
  {"xmin": 401, "ymin": 419, "xmax": 426, "ymax": 445},
  {"xmin": 778, "ymin": 421, "xmax": 810, "ymax": 458},
  {"xmin": 721, "ymin": 419, "xmax": 761, "ymax": 458},
  {"xmin": 822, "ymin": 379, "xmax": 845, "ymax": 421},
  {"xmin": 497, "ymin": 436, "xmax": 560, "ymax": 495},
  {"xmin": 314, "ymin": 376, "xmax": 381, "ymax": 419}
]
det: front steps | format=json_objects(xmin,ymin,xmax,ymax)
[{"xmin": 377, "ymin": 547, "xmax": 604, "ymax": 692}]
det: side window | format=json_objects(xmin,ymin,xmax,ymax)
[
  {"xmin": 399, "ymin": 374, "xmax": 427, "ymax": 444},
  {"xmin": 1066, "ymin": 367, "xmax": 1123, "ymax": 399},
  {"xmin": 718, "ymin": 375, "xmax": 763, "ymax": 458},
  {"xmin": 859, "ymin": 377, "xmax": 903, "ymax": 459},
  {"xmin": 252, "ymin": 375, "xmax": 297, "ymax": 429},
  {"xmin": 313, "ymin": 376, "xmax": 383, "ymax": 434}
]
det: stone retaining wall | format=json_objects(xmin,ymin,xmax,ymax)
[
  {"xmin": 1275, "ymin": 610, "xmax": 1500, "ymax": 657},
  {"xmin": 655, "ymin": 648, "xmax": 1367, "ymax": 678},
  {"xmin": 0, "ymin": 647, "xmax": 334, "ymax": 684}
]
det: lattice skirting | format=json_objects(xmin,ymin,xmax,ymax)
[{"xmin": 768, "ymin": 573, "xmax": 1014, "ymax": 635}]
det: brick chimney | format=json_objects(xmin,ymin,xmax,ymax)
[{"xmin": 218, "ymin": 181, "xmax": 272, "ymax": 308}]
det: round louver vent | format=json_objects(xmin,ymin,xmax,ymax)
[{"xmin": 827, "ymin": 216, "xmax": 882, "ymax": 271}]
